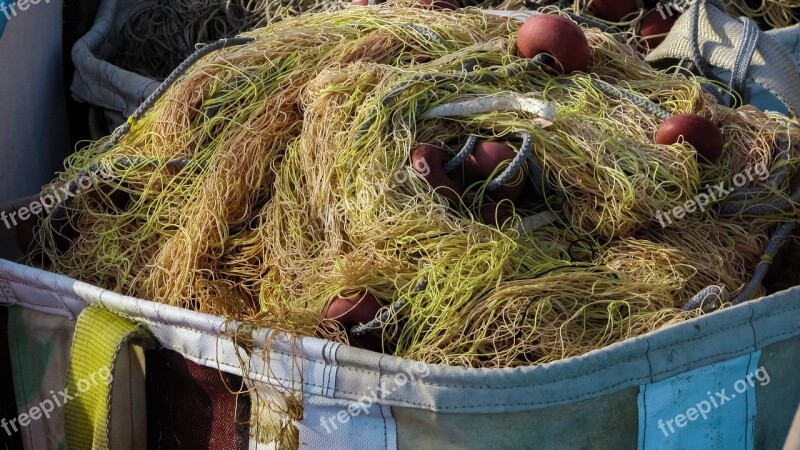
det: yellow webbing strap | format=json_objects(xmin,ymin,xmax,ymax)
[{"xmin": 65, "ymin": 306, "xmax": 153, "ymax": 450}]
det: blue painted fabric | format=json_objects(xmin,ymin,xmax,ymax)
[
  {"xmin": 638, "ymin": 351, "xmax": 765, "ymax": 450},
  {"xmin": 710, "ymin": 67, "xmax": 791, "ymax": 115},
  {"xmin": 0, "ymin": 0, "xmax": 14, "ymax": 38}
]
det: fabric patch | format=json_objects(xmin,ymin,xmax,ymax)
[
  {"xmin": 7, "ymin": 306, "xmax": 73, "ymax": 449},
  {"xmin": 709, "ymin": 66, "xmax": 790, "ymax": 115},
  {"xmin": 146, "ymin": 348, "xmax": 251, "ymax": 449},
  {"xmin": 298, "ymin": 395, "xmax": 396, "ymax": 450},
  {"xmin": 638, "ymin": 351, "xmax": 764, "ymax": 450},
  {"xmin": 753, "ymin": 336, "xmax": 800, "ymax": 449},
  {"xmin": 393, "ymin": 387, "xmax": 638, "ymax": 450}
]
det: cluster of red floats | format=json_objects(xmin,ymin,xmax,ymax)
[
  {"xmin": 407, "ymin": 13, "xmax": 723, "ymax": 220},
  {"xmin": 324, "ymin": 11, "xmax": 724, "ymax": 348},
  {"xmin": 410, "ymin": 140, "xmax": 526, "ymax": 227}
]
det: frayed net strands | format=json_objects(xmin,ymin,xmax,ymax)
[
  {"xmin": 34, "ymin": 6, "xmax": 800, "ymax": 368},
  {"xmin": 113, "ymin": 0, "xmax": 347, "ymax": 78},
  {"xmin": 111, "ymin": 0, "xmax": 798, "ymax": 82}
]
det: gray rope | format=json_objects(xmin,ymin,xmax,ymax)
[
  {"xmin": 688, "ymin": 0, "xmax": 715, "ymax": 80},
  {"xmin": 401, "ymin": 24, "xmax": 449, "ymax": 48},
  {"xmin": 355, "ymin": 58, "xmax": 548, "ymax": 144},
  {"xmin": 443, "ymin": 134, "xmax": 546, "ymax": 193},
  {"xmin": 100, "ymin": 37, "xmax": 254, "ymax": 155},
  {"xmin": 350, "ymin": 278, "xmax": 429, "ymax": 337},
  {"xmin": 487, "ymin": 132, "xmax": 533, "ymax": 191},
  {"xmin": 732, "ymin": 220, "xmax": 796, "ymax": 305},
  {"xmin": 719, "ymin": 140, "xmax": 794, "ymax": 215},
  {"xmin": 350, "ymin": 299, "xmax": 408, "ymax": 337},
  {"xmin": 443, "ymin": 135, "xmax": 478, "ymax": 173},
  {"xmin": 720, "ymin": 178, "xmax": 800, "ymax": 216},
  {"xmin": 682, "ymin": 285, "xmax": 728, "ymax": 311},
  {"xmin": 729, "ymin": 17, "xmax": 760, "ymax": 107},
  {"xmin": 592, "ymin": 80, "xmax": 672, "ymax": 121}
]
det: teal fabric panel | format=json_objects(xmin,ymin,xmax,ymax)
[
  {"xmin": 0, "ymin": 0, "xmax": 14, "ymax": 38},
  {"xmin": 638, "ymin": 352, "xmax": 764, "ymax": 450},
  {"xmin": 6, "ymin": 306, "xmax": 74, "ymax": 449},
  {"xmin": 394, "ymin": 387, "xmax": 639, "ymax": 450},
  {"xmin": 710, "ymin": 67, "xmax": 789, "ymax": 115},
  {"xmin": 754, "ymin": 336, "xmax": 800, "ymax": 449}
]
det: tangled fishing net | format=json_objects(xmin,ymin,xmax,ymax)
[
  {"xmin": 113, "ymin": 0, "xmax": 345, "ymax": 78},
  {"xmin": 34, "ymin": 7, "xmax": 800, "ymax": 369},
  {"xmin": 110, "ymin": 0, "xmax": 798, "ymax": 80},
  {"xmin": 108, "ymin": 0, "xmax": 800, "ymax": 85}
]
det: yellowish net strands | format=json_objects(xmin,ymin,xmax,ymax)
[{"xmin": 34, "ymin": 8, "xmax": 800, "ymax": 369}]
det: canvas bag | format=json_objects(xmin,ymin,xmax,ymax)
[
  {"xmin": 646, "ymin": 0, "xmax": 800, "ymax": 116},
  {"xmin": 1, "ymin": 258, "xmax": 799, "ymax": 449}
]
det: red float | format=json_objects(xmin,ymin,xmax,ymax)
[
  {"xmin": 655, "ymin": 114, "xmax": 724, "ymax": 164},
  {"xmin": 516, "ymin": 14, "xmax": 591, "ymax": 74}
]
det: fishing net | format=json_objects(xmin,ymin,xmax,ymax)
[
  {"xmin": 33, "ymin": 7, "xmax": 800, "ymax": 368},
  {"xmin": 113, "ymin": 0, "xmax": 346, "ymax": 78},
  {"xmin": 109, "ymin": 0, "xmax": 798, "ymax": 81}
]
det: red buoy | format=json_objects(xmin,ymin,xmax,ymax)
[
  {"xmin": 324, "ymin": 291, "xmax": 383, "ymax": 351},
  {"xmin": 411, "ymin": 144, "xmax": 464, "ymax": 203},
  {"xmin": 464, "ymin": 141, "xmax": 526, "ymax": 201},
  {"xmin": 480, "ymin": 203, "xmax": 514, "ymax": 227},
  {"xmin": 588, "ymin": 0, "xmax": 638, "ymax": 22},
  {"xmin": 655, "ymin": 114, "xmax": 724, "ymax": 164},
  {"xmin": 324, "ymin": 291, "xmax": 382, "ymax": 328},
  {"xmin": 414, "ymin": 0, "xmax": 461, "ymax": 11},
  {"xmin": 638, "ymin": 8, "xmax": 678, "ymax": 51},
  {"xmin": 516, "ymin": 14, "xmax": 591, "ymax": 74}
]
